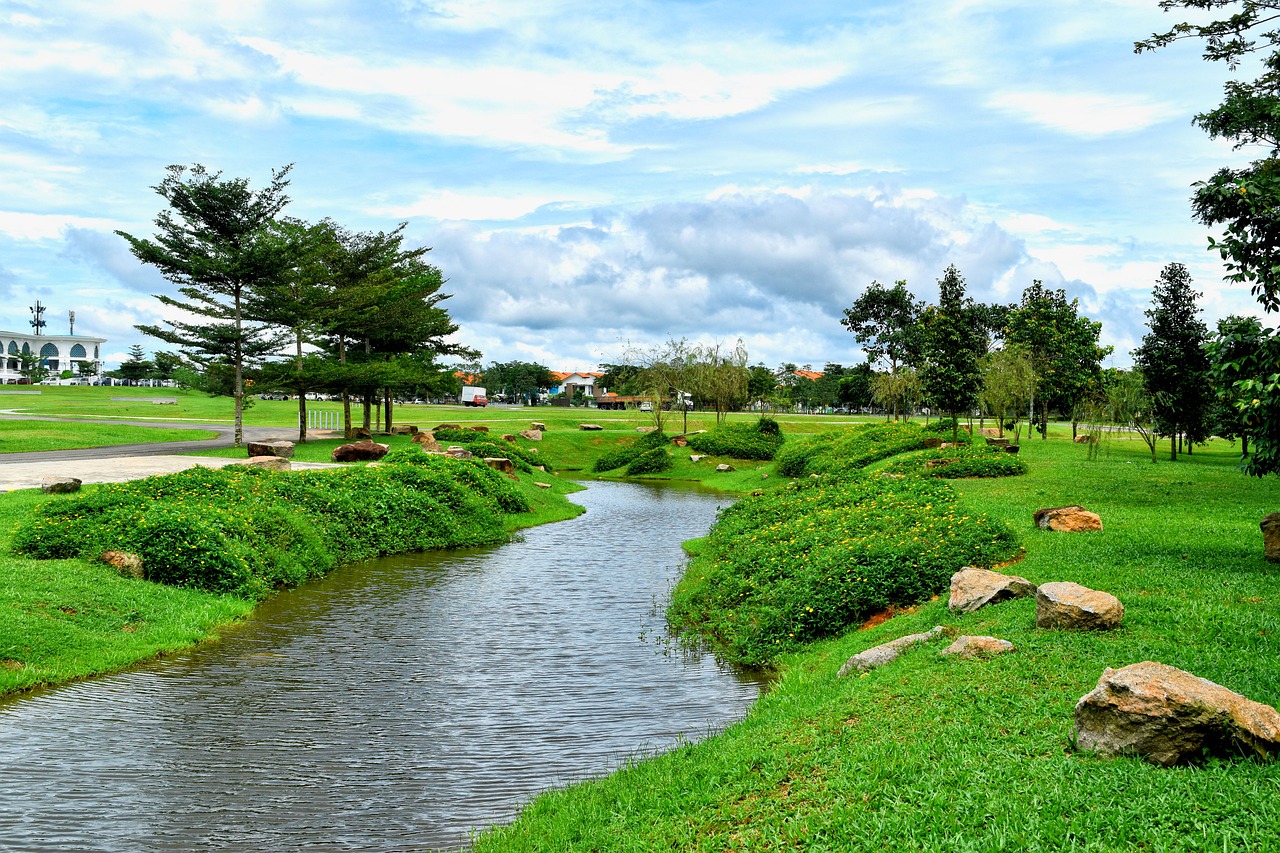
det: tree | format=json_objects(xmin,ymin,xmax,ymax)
[
  {"xmin": 1005, "ymin": 281, "xmax": 1111, "ymax": 438},
  {"xmin": 871, "ymin": 367, "xmax": 922, "ymax": 420},
  {"xmin": 151, "ymin": 351, "xmax": 183, "ymax": 383},
  {"xmin": 1205, "ymin": 314, "xmax": 1268, "ymax": 457},
  {"xmin": 920, "ymin": 265, "xmax": 986, "ymax": 442},
  {"xmin": 747, "ymin": 363, "xmax": 776, "ymax": 407},
  {"xmin": 1132, "ymin": 262, "xmax": 1214, "ymax": 459},
  {"xmin": 841, "ymin": 281, "xmax": 925, "ymax": 417},
  {"xmin": 119, "ymin": 164, "xmax": 296, "ymax": 446},
  {"xmin": 113, "ymin": 344, "xmax": 153, "ymax": 384},
  {"xmin": 686, "ymin": 340, "xmax": 749, "ymax": 423},
  {"xmin": 980, "ymin": 347, "xmax": 1035, "ymax": 437},
  {"xmin": 483, "ymin": 361, "xmax": 555, "ymax": 405},
  {"xmin": 1106, "ymin": 369, "xmax": 1162, "ymax": 463},
  {"xmin": 16, "ymin": 351, "xmax": 49, "ymax": 385}
]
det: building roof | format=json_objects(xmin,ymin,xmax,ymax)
[{"xmin": 793, "ymin": 369, "xmax": 824, "ymax": 381}]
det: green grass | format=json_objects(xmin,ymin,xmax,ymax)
[
  {"xmin": 471, "ymin": 426, "xmax": 1280, "ymax": 852},
  {"xmin": 0, "ymin": 419, "xmax": 218, "ymax": 452}
]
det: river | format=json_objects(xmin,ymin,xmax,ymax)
[{"xmin": 0, "ymin": 480, "xmax": 762, "ymax": 851}]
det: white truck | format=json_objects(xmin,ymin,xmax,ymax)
[{"xmin": 460, "ymin": 385, "xmax": 489, "ymax": 407}]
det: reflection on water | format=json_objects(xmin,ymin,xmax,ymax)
[{"xmin": 0, "ymin": 480, "xmax": 762, "ymax": 851}]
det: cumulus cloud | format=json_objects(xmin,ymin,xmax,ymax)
[{"xmin": 61, "ymin": 228, "xmax": 170, "ymax": 294}]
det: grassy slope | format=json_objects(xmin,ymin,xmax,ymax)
[
  {"xmin": 0, "ymin": 419, "xmax": 219, "ymax": 452},
  {"xmin": 472, "ymin": 429, "xmax": 1280, "ymax": 852}
]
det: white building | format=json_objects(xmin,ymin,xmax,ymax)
[{"xmin": 0, "ymin": 329, "xmax": 106, "ymax": 384}]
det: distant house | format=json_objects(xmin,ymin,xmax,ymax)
[
  {"xmin": 792, "ymin": 369, "xmax": 824, "ymax": 382},
  {"xmin": 548, "ymin": 371, "xmax": 607, "ymax": 402},
  {"xmin": 0, "ymin": 329, "xmax": 105, "ymax": 384}
]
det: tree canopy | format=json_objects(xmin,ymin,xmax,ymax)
[{"xmin": 919, "ymin": 265, "xmax": 986, "ymax": 441}]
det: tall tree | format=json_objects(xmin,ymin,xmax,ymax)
[
  {"xmin": 1205, "ymin": 314, "xmax": 1268, "ymax": 459},
  {"xmin": 1005, "ymin": 281, "xmax": 1111, "ymax": 438},
  {"xmin": 119, "ymin": 164, "xmax": 296, "ymax": 446},
  {"xmin": 841, "ymin": 279, "xmax": 924, "ymax": 376},
  {"xmin": 920, "ymin": 265, "xmax": 986, "ymax": 442},
  {"xmin": 1132, "ymin": 262, "xmax": 1213, "ymax": 459}
]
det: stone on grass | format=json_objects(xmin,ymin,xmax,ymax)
[
  {"xmin": 531, "ymin": 422, "xmax": 547, "ymax": 431},
  {"xmin": 837, "ymin": 626, "xmax": 945, "ymax": 676},
  {"xmin": 1261, "ymin": 513, "xmax": 1280, "ymax": 562},
  {"xmin": 390, "ymin": 424, "xmax": 418, "ymax": 435},
  {"xmin": 520, "ymin": 429, "xmax": 543, "ymax": 441},
  {"xmin": 672, "ymin": 436, "xmax": 689, "ymax": 447},
  {"xmin": 981, "ymin": 427, "xmax": 1001, "ymax": 438},
  {"xmin": 940, "ymin": 635, "xmax": 1015, "ymax": 659},
  {"xmin": 579, "ymin": 423, "xmax": 603, "ymax": 431},
  {"xmin": 1073, "ymin": 433, "xmax": 1098, "ymax": 444},
  {"xmin": 102, "ymin": 550, "xmax": 143, "ymax": 580},
  {"xmin": 331, "ymin": 440, "xmax": 389, "ymax": 462},
  {"xmin": 484, "ymin": 457, "xmax": 515, "ymax": 473},
  {"xmin": 469, "ymin": 425, "xmax": 489, "ymax": 433},
  {"xmin": 435, "ymin": 423, "xmax": 460, "ymax": 431},
  {"xmin": 637, "ymin": 426, "xmax": 657, "ymax": 433},
  {"xmin": 690, "ymin": 454, "xmax": 706, "ymax": 463},
  {"xmin": 1074, "ymin": 661, "xmax": 1280, "ymax": 766},
  {"xmin": 985, "ymin": 437, "xmax": 1010, "ymax": 448},
  {"xmin": 948, "ymin": 567, "xmax": 1036, "ymax": 614},
  {"xmin": 1033, "ymin": 505, "xmax": 1102, "ymax": 532},
  {"xmin": 534, "ymin": 482, "xmax": 552, "ymax": 489},
  {"xmin": 922, "ymin": 436, "xmax": 943, "ymax": 449},
  {"xmin": 354, "ymin": 427, "xmax": 372, "ymax": 440},
  {"xmin": 715, "ymin": 464, "xmax": 735, "ymax": 472},
  {"xmin": 246, "ymin": 440, "xmax": 294, "ymax": 459},
  {"xmin": 1005, "ymin": 445, "xmax": 1020, "ymax": 455},
  {"xmin": 1036, "ymin": 581, "xmax": 1123, "ymax": 630},
  {"xmin": 40, "ymin": 476, "xmax": 81, "ymax": 494},
  {"xmin": 444, "ymin": 446, "xmax": 473, "ymax": 460},
  {"xmin": 242, "ymin": 456, "xmax": 291, "ymax": 471}
]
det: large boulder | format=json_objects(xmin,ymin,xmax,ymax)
[
  {"xmin": 1074, "ymin": 661, "xmax": 1280, "ymax": 766},
  {"xmin": 331, "ymin": 440, "xmax": 389, "ymax": 462},
  {"xmin": 40, "ymin": 476, "xmax": 82, "ymax": 494},
  {"xmin": 520, "ymin": 429, "xmax": 543, "ymax": 441},
  {"xmin": 390, "ymin": 424, "xmax": 418, "ymax": 435},
  {"xmin": 531, "ymin": 422, "xmax": 547, "ymax": 431},
  {"xmin": 579, "ymin": 423, "xmax": 604, "ymax": 431},
  {"xmin": 101, "ymin": 550, "xmax": 143, "ymax": 580},
  {"xmin": 948, "ymin": 567, "xmax": 1036, "ymax": 614},
  {"xmin": 353, "ymin": 427, "xmax": 372, "ymax": 440},
  {"xmin": 940, "ymin": 635, "xmax": 1015, "ymax": 659},
  {"xmin": 837, "ymin": 626, "xmax": 945, "ymax": 676},
  {"xmin": 1261, "ymin": 512, "xmax": 1280, "ymax": 562},
  {"xmin": 241, "ymin": 456, "xmax": 291, "ymax": 471},
  {"xmin": 484, "ymin": 457, "xmax": 515, "ymax": 473},
  {"xmin": 1036, "ymin": 581, "xmax": 1123, "ymax": 630},
  {"xmin": 444, "ymin": 446, "xmax": 473, "ymax": 460},
  {"xmin": 246, "ymin": 440, "xmax": 295, "ymax": 459},
  {"xmin": 1033, "ymin": 505, "xmax": 1102, "ymax": 532}
]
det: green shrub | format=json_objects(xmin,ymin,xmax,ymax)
[
  {"xmin": 774, "ymin": 422, "xmax": 928, "ymax": 478},
  {"xmin": 884, "ymin": 446, "xmax": 1028, "ymax": 479},
  {"xmin": 592, "ymin": 430, "xmax": 668, "ymax": 472},
  {"xmin": 625, "ymin": 447, "xmax": 674, "ymax": 475},
  {"xmin": 12, "ymin": 454, "xmax": 529, "ymax": 599},
  {"xmin": 668, "ymin": 475, "xmax": 1020, "ymax": 667},
  {"xmin": 685, "ymin": 419, "xmax": 785, "ymax": 460}
]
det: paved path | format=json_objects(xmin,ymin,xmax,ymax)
[{"xmin": 0, "ymin": 417, "xmax": 339, "ymax": 491}]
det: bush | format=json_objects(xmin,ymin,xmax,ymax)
[
  {"xmin": 685, "ymin": 419, "xmax": 785, "ymax": 460},
  {"xmin": 12, "ymin": 454, "xmax": 530, "ymax": 599},
  {"xmin": 774, "ymin": 422, "xmax": 928, "ymax": 479},
  {"xmin": 668, "ymin": 475, "xmax": 1020, "ymax": 667},
  {"xmin": 884, "ymin": 446, "xmax": 1028, "ymax": 479},
  {"xmin": 625, "ymin": 447, "xmax": 674, "ymax": 475},
  {"xmin": 592, "ymin": 430, "xmax": 668, "ymax": 472}
]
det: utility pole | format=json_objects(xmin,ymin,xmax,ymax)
[{"xmin": 68, "ymin": 310, "xmax": 75, "ymax": 335}]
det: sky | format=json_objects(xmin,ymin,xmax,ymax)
[{"xmin": 0, "ymin": 0, "xmax": 1266, "ymax": 372}]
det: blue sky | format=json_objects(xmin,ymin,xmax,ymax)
[{"xmin": 0, "ymin": 0, "xmax": 1262, "ymax": 371}]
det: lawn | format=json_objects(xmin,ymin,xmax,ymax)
[{"xmin": 0, "ymin": 419, "xmax": 218, "ymax": 452}]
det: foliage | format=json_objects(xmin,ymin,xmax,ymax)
[
  {"xmin": 980, "ymin": 346, "xmax": 1035, "ymax": 435},
  {"xmin": 919, "ymin": 265, "xmax": 986, "ymax": 441},
  {"xmin": 870, "ymin": 366, "xmax": 923, "ymax": 419},
  {"xmin": 11, "ymin": 457, "xmax": 526, "ymax": 598},
  {"xmin": 884, "ymin": 445, "xmax": 1027, "ymax": 478},
  {"xmin": 921, "ymin": 418, "xmax": 973, "ymax": 443},
  {"xmin": 482, "ymin": 361, "xmax": 555, "ymax": 405},
  {"xmin": 1206, "ymin": 314, "xmax": 1268, "ymax": 456},
  {"xmin": 625, "ymin": 447, "xmax": 674, "ymax": 476},
  {"xmin": 685, "ymin": 418, "xmax": 786, "ymax": 460},
  {"xmin": 773, "ymin": 421, "xmax": 928, "ymax": 478},
  {"xmin": 1132, "ymin": 262, "xmax": 1213, "ymax": 456},
  {"xmin": 592, "ymin": 430, "xmax": 670, "ymax": 472},
  {"xmin": 840, "ymin": 280, "xmax": 924, "ymax": 373},
  {"xmin": 667, "ymin": 474, "xmax": 1019, "ymax": 666}
]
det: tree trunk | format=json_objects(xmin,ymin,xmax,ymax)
[
  {"xmin": 233, "ymin": 288, "xmax": 244, "ymax": 447},
  {"xmin": 295, "ymin": 329, "xmax": 307, "ymax": 443},
  {"xmin": 1170, "ymin": 434, "xmax": 1176, "ymax": 461},
  {"xmin": 339, "ymin": 335, "xmax": 352, "ymax": 439},
  {"xmin": 1243, "ymin": 434, "xmax": 1250, "ymax": 457},
  {"xmin": 384, "ymin": 391, "xmax": 394, "ymax": 434}
]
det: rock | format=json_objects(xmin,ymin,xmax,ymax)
[
  {"xmin": 520, "ymin": 429, "xmax": 543, "ymax": 441},
  {"xmin": 242, "ymin": 456, "xmax": 291, "ymax": 471},
  {"xmin": 985, "ymin": 437, "xmax": 1010, "ymax": 448},
  {"xmin": 435, "ymin": 423, "xmax": 461, "ymax": 431},
  {"xmin": 837, "ymin": 626, "xmax": 945, "ymax": 676},
  {"xmin": 531, "ymin": 422, "xmax": 547, "ymax": 431},
  {"xmin": 690, "ymin": 454, "xmax": 706, "ymax": 463},
  {"xmin": 102, "ymin": 550, "xmax": 143, "ymax": 580},
  {"xmin": 1005, "ymin": 445, "xmax": 1020, "ymax": 454},
  {"xmin": 948, "ymin": 567, "xmax": 1036, "ymax": 614},
  {"xmin": 444, "ymin": 446, "xmax": 473, "ymax": 460},
  {"xmin": 354, "ymin": 427, "xmax": 372, "ymax": 440},
  {"xmin": 390, "ymin": 424, "xmax": 419, "ymax": 435},
  {"xmin": 534, "ymin": 482, "xmax": 552, "ymax": 489},
  {"xmin": 40, "ymin": 476, "xmax": 81, "ymax": 494},
  {"xmin": 672, "ymin": 437, "xmax": 689, "ymax": 447},
  {"xmin": 579, "ymin": 423, "xmax": 604, "ymax": 431},
  {"xmin": 1074, "ymin": 433, "xmax": 1098, "ymax": 444},
  {"xmin": 246, "ymin": 440, "xmax": 295, "ymax": 458},
  {"xmin": 940, "ymin": 635, "xmax": 1015, "ymax": 659},
  {"xmin": 924, "ymin": 458, "xmax": 953, "ymax": 470},
  {"xmin": 501, "ymin": 433, "xmax": 518, "ymax": 441},
  {"xmin": 1034, "ymin": 505, "xmax": 1102, "ymax": 532},
  {"xmin": 1036, "ymin": 581, "xmax": 1123, "ymax": 630},
  {"xmin": 637, "ymin": 426, "xmax": 657, "ymax": 433},
  {"xmin": 981, "ymin": 427, "xmax": 1002, "ymax": 437},
  {"xmin": 1074, "ymin": 661, "xmax": 1280, "ymax": 766},
  {"xmin": 412, "ymin": 434, "xmax": 444, "ymax": 452},
  {"xmin": 331, "ymin": 440, "xmax": 390, "ymax": 462},
  {"xmin": 484, "ymin": 457, "xmax": 515, "ymax": 473},
  {"xmin": 469, "ymin": 425, "xmax": 489, "ymax": 433},
  {"xmin": 411, "ymin": 430, "xmax": 435, "ymax": 443},
  {"xmin": 1261, "ymin": 513, "xmax": 1280, "ymax": 562},
  {"xmin": 922, "ymin": 436, "xmax": 943, "ymax": 449},
  {"xmin": 715, "ymin": 464, "xmax": 735, "ymax": 472}
]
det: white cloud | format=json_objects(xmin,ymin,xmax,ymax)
[
  {"xmin": 0, "ymin": 212, "xmax": 122, "ymax": 242},
  {"xmin": 986, "ymin": 91, "xmax": 1180, "ymax": 136}
]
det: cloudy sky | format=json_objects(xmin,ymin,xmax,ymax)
[{"xmin": 0, "ymin": 0, "xmax": 1264, "ymax": 371}]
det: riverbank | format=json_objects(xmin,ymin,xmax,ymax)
[{"xmin": 471, "ymin": 428, "xmax": 1280, "ymax": 851}]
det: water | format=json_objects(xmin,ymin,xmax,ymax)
[{"xmin": 0, "ymin": 480, "xmax": 763, "ymax": 852}]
